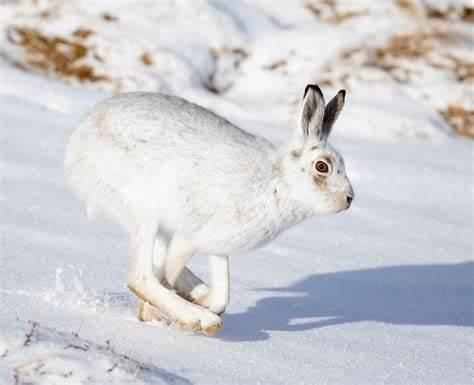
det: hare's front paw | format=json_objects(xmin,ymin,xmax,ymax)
[
  {"xmin": 193, "ymin": 292, "xmax": 211, "ymax": 308},
  {"xmin": 174, "ymin": 281, "xmax": 226, "ymax": 315},
  {"xmin": 192, "ymin": 293, "xmax": 227, "ymax": 315}
]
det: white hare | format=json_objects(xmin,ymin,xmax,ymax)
[{"xmin": 64, "ymin": 84, "xmax": 354, "ymax": 335}]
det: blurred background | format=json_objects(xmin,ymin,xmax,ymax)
[
  {"xmin": 1, "ymin": 0, "xmax": 472, "ymax": 140},
  {"xmin": 0, "ymin": 1, "xmax": 473, "ymax": 384}
]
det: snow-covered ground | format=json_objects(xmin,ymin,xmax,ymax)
[{"xmin": 1, "ymin": 1, "xmax": 473, "ymax": 384}]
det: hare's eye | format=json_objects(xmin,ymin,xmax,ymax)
[{"xmin": 315, "ymin": 161, "xmax": 329, "ymax": 174}]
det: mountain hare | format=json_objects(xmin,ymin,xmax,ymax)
[{"xmin": 65, "ymin": 84, "xmax": 354, "ymax": 335}]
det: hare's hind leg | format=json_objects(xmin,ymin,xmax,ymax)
[
  {"xmin": 164, "ymin": 238, "xmax": 224, "ymax": 333},
  {"xmin": 137, "ymin": 232, "xmax": 168, "ymax": 322},
  {"xmin": 164, "ymin": 237, "xmax": 197, "ymax": 287},
  {"xmin": 137, "ymin": 234, "xmax": 198, "ymax": 322},
  {"xmin": 127, "ymin": 222, "xmax": 222, "ymax": 334},
  {"xmin": 137, "ymin": 235, "xmax": 211, "ymax": 322},
  {"xmin": 164, "ymin": 242, "xmax": 225, "ymax": 312}
]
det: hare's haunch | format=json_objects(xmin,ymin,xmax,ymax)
[{"xmin": 65, "ymin": 84, "xmax": 354, "ymax": 334}]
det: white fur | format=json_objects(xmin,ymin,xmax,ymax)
[
  {"xmin": 64, "ymin": 86, "xmax": 353, "ymax": 334},
  {"xmin": 208, "ymin": 254, "xmax": 229, "ymax": 314}
]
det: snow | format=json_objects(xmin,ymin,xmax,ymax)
[
  {"xmin": 0, "ymin": 1, "xmax": 473, "ymax": 384},
  {"xmin": 0, "ymin": 320, "xmax": 193, "ymax": 384}
]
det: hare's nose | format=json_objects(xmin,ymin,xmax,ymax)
[{"xmin": 346, "ymin": 195, "xmax": 353, "ymax": 205}]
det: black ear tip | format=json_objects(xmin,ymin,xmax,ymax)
[
  {"xmin": 303, "ymin": 84, "xmax": 313, "ymax": 98},
  {"xmin": 339, "ymin": 89, "xmax": 346, "ymax": 99},
  {"xmin": 303, "ymin": 84, "xmax": 323, "ymax": 99}
]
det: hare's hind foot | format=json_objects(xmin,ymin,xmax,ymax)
[
  {"xmin": 137, "ymin": 300, "xmax": 163, "ymax": 323},
  {"xmin": 137, "ymin": 300, "xmax": 201, "ymax": 331},
  {"xmin": 130, "ymin": 285, "xmax": 199, "ymax": 331},
  {"xmin": 136, "ymin": 299, "xmax": 222, "ymax": 335},
  {"xmin": 128, "ymin": 283, "xmax": 222, "ymax": 335}
]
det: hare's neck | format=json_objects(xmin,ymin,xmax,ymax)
[{"xmin": 265, "ymin": 153, "xmax": 309, "ymax": 231}]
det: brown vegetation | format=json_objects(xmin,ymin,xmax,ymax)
[
  {"xmin": 6, "ymin": 26, "xmax": 107, "ymax": 83},
  {"xmin": 318, "ymin": 26, "xmax": 473, "ymax": 138},
  {"xmin": 440, "ymin": 106, "xmax": 474, "ymax": 139},
  {"xmin": 140, "ymin": 52, "xmax": 154, "ymax": 66},
  {"xmin": 102, "ymin": 13, "xmax": 118, "ymax": 22},
  {"xmin": 395, "ymin": 0, "xmax": 474, "ymax": 22},
  {"xmin": 72, "ymin": 28, "xmax": 94, "ymax": 39},
  {"xmin": 305, "ymin": 0, "xmax": 364, "ymax": 23},
  {"xmin": 394, "ymin": 0, "xmax": 420, "ymax": 17},
  {"xmin": 203, "ymin": 47, "xmax": 249, "ymax": 94},
  {"xmin": 263, "ymin": 59, "xmax": 287, "ymax": 70},
  {"xmin": 320, "ymin": 28, "xmax": 473, "ymax": 86}
]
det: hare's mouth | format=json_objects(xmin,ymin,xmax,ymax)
[{"xmin": 332, "ymin": 194, "xmax": 353, "ymax": 213}]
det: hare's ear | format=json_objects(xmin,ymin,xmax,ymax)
[
  {"xmin": 300, "ymin": 84, "xmax": 325, "ymax": 141},
  {"xmin": 321, "ymin": 90, "xmax": 345, "ymax": 140}
]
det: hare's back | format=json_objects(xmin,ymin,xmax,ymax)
[{"xmin": 84, "ymin": 92, "xmax": 265, "ymax": 153}]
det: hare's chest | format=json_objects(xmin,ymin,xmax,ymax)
[{"xmin": 191, "ymin": 208, "xmax": 290, "ymax": 254}]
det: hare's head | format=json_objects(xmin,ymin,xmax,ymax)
[{"xmin": 283, "ymin": 84, "xmax": 354, "ymax": 216}]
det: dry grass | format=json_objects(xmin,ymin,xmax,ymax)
[
  {"xmin": 203, "ymin": 46, "xmax": 249, "ymax": 94},
  {"xmin": 231, "ymin": 47, "xmax": 249, "ymax": 59},
  {"xmin": 305, "ymin": 0, "xmax": 363, "ymax": 23},
  {"xmin": 395, "ymin": 0, "xmax": 474, "ymax": 23},
  {"xmin": 140, "ymin": 52, "xmax": 154, "ymax": 66},
  {"xmin": 446, "ymin": 54, "xmax": 474, "ymax": 82},
  {"xmin": 440, "ymin": 106, "xmax": 474, "ymax": 139},
  {"xmin": 321, "ymin": 29, "xmax": 473, "ymax": 85},
  {"xmin": 72, "ymin": 28, "xmax": 94, "ymax": 39},
  {"xmin": 461, "ymin": 6, "xmax": 474, "ymax": 22},
  {"xmin": 375, "ymin": 31, "xmax": 434, "ymax": 60},
  {"xmin": 394, "ymin": 0, "xmax": 420, "ymax": 17},
  {"xmin": 6, "ymin": 26, "xmax": 107, "ymax": 83},
  {"xmin": 10, "ymin": 321, "xmax": 170, "ymax": 384},
  {"xmin": 102, "ymin": 12, "xmax": 118, "ymax": 22},
  {"xmin": 263, "ymin": 59, "xmax": 287, "ymax": 70},
  {"xmin": 320, "ymin": 31, "xmax": 439, "ymax": 86},
  {"xmin": 318, "ymin": 26, "xmax": 473, "ymax": 138},
  {"xmin": 426, "ymin": 4, "xmax": 474, "ymax": 22}
]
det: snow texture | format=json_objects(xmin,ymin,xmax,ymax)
[{"xmin": 0, "ymin": 1, "xmax": 473, "ymax": 384}]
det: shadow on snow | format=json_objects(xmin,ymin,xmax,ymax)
[{"xmin": 220, "ymin": 262, "xmax": 474, "ymax": 342}]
